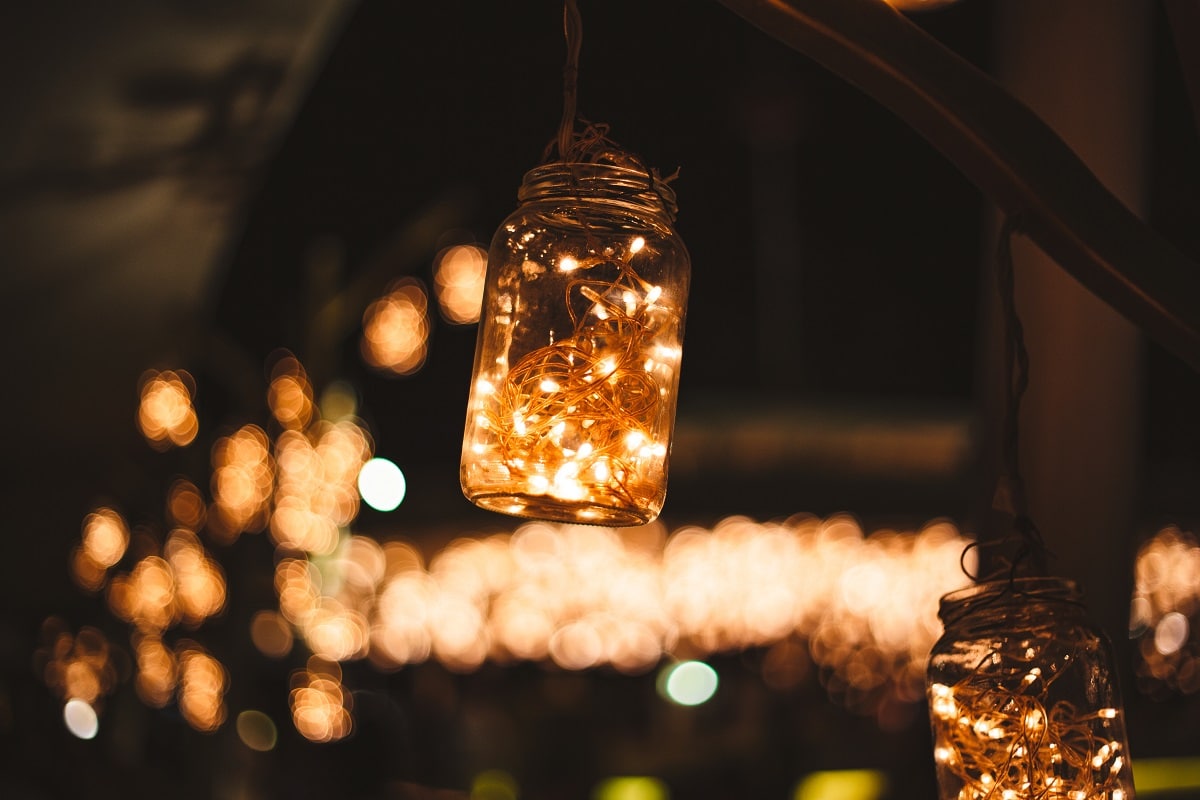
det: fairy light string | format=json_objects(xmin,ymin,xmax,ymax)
[{"xmin": 930, "ymin": 658, "xmax": 1129, "ymax": 800}]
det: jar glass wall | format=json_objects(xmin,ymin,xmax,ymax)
[
  {"xmin": 927, "ymin": 577, "xmax": 1135, "ymax": 800},
  {"xmin": 461, "ymin": 163, "xmax": 690, "ymax": 526}
]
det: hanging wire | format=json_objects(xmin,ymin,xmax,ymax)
[
  {"xmin": 962, "ymin": 215, "xmax": 1051, "ymax": 584},
  {"xmin": 542, "ymin": 0, "xmax": 678, "ymax": 194},
  {"xmin": 538, "ymin": 0, "xmax": 679, "ymax": 231},
  {"xmin": 994, "ymin": 214, "xmax": 1049, "ymax": 577},
  {"xmin": 556, "ymin": 0, "xmax": 583, "ymax": 160}
]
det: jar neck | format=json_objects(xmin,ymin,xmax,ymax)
[
  {"xmin": 517, "ymin": 162, "xmax": 678, "ymax": 222},
  {"xmin": 938, "ymin": 576, "xmax": 1087, "ymax": 631}
]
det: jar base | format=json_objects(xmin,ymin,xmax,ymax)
[{"xmin": 468, "ymin": 492, "xmax": 655, "ymax": 527}]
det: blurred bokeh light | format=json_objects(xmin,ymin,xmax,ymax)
[
  {"xmin": 133, "ymin": 633, "xmax": 178, "ymax": 708},
  {"xmin": 257, "ymin": 514, "xmax": 973, "ymax": 722},
  {"xmin": 177, "ymin": 643, "xmax": 227, "ymax": 732},
  {"xmin": 290, "ymin": 658, "xmax": 353, "ymax": 743},
  {"xmin": 62, "ymin": 698, "xmax": 99, "ymax": 740},
  {"xmin": 793, "ymin": 770, "xmax": 887, "ymax": 800},
  {"xmin": 270, "ymin": 419, "xmax": 371, "ymax": 555},
  {"xmin": 36, "ymin": 621, "xmax": 117, "ymax": 709},
  {"xmin": 471, "ymin": 769, "xmax": 519, "ymax": 800},
  {"xmin": 72, "ymin": 507, "xmax": 130, "ymax": 591},
  {"xmin": 251, "ymin": 609, "xmax": 295, "ymax": 659},
  {"xmin": 358, "ymin": 456, "xmax": 407, "ymax": 512},
  {"xmin": 434, "ymin": 244, "xmax": 487, "ymax": 324},
  {"xmin": 167, "ymin": 478, "xmax": 207, "ymax": 531},
  {"xmin": 361, "ymin": 279, "xmax": 431, "ymax": 375},
  {"xmin": 1131, "ymin": 525, "xmax": 1200, "ymax": 697},
  {"xmin": 269, "ymin": 355, "xmax": 316, "ymax": 431},
  {"xmin": 659, "ymin": 660, "xmax": 719, "ymax": 706},
  {"xmin": 137, "ymin": 369, "xmax": 199, "ymax": 450},
  {"xmin": 594, "ymin": 776, "xmax": 670, "ymax": 800},
  {"xmin": 237, "ymin": 710, "xmax": 279, "ymax": 752},
  {"xmin": 210, "ymin": 424, "xmax": 274, "ymax": 542}
]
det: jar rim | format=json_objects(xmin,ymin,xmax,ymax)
[
  {"xmin": 518, "ymin": 161, "xmax": 678, "ymax": 220},
  {"xmin": 938, "ymin": 576, "xmax": 1083, "ymax": 625}
]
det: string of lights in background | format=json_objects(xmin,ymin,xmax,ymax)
[
  {"xmin": 1130, "ymin": 526, "xmax": 1200, "ymax": 698},
  {"xmin": 40, "ymin": 224, "xmax": 1200, "ymax": 755},
  {"xmin": 43, "ymin": 256, "xmax": 981, "ymax": 744}
]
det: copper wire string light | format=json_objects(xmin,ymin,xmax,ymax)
[
  {"xmin": 926, "ymin": 218, "xmax": 1136, "ymax": 800},
  {"xmin": 928, "ymin": 579, "xmax": 1135, "ymax": 800},
  {"xmin": 460, "ymin": 0, "xmax": 690, "ymax": 525}
]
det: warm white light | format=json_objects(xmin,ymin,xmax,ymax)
[
  {"xmin": 63, "ymin": 698, "xmax": 99, "ymax": 739},
  {"xmin": 358, "ymin": 457, "xmax": 407, "ymax": 512},
  {"xmin": 662, "ymin": 660, "xmax": 718, "ymax": 706},
  {"xmin": 1154, "ymin": 611, "xmax": 1190, "ymax": 655},
  {"xmin": 434, "ymin": 244, "xmax": 488, "ymax": 324},
  {"xmin": 558, "ymin": 255, "xmax": 579, "ymax": 272}
]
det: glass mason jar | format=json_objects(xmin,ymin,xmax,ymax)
[
  {"xmin": 461, "ymin": 162, "xmax": 690, "ymax": 526},
  {"xmin": 926, "ymin": 577, "xmax": 1135, "ymax": 800}
]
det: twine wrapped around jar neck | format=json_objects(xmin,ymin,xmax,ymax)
[
  {"xmin": 938, "ymin": 576, "xmax": 1088, "ymax": 631},
  {"xmin": 518, "ymin": 162, "xmax": 678, "ymax": 222}
]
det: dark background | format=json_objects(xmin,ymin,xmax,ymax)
[{"xmin": 1, "ymin": 0, "xmax": 1198, "ymax": 797}]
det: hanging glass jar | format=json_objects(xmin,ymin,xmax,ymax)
[
  {"xmin": 926, "ymin": 577, "xmax": 1136, "ymax": 800},
  {"xmin": 461, "ymin": 162, "xmax": 690, "ymax": 526}
]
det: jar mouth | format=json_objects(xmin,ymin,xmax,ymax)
[
  {"xmin": 938, "ymin": 576, "xmax": 1083, "ymax": 625},
  {"xmin": 518, "ymin": 162, "xmax": 678, "ymax": 220}
]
